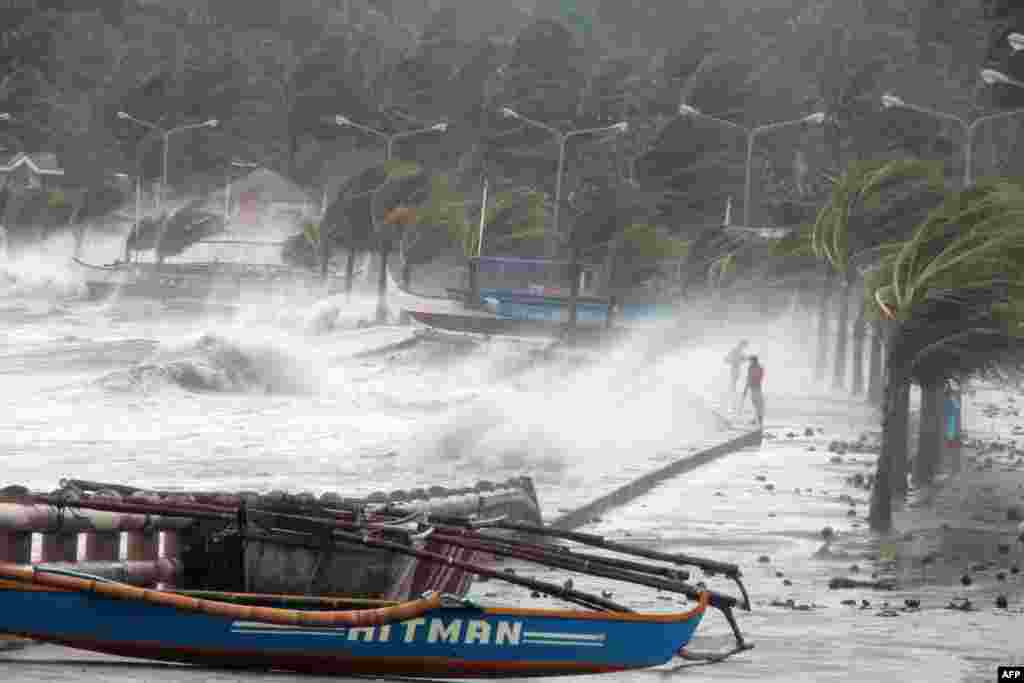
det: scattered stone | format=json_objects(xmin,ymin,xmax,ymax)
[
  {"xmin": 1012, "ymin": 565, "xmax": 1021, "ymax": 575},
  {"xmin": 805, "ymin": 428, "xmax": 815, "ymax": 437},
  {"xmin": 998, "ymin": 543, "xmax": 1011, "ymax": 555},
  {"xmin": 847, "ymin": 509, "xmax": 857, "ymax": 517},
  {"xmin": 807, "ymin": 446, "xmax": 817, "ymax": 452},
  {"xmin": 786, "ymin": 432, "xmax": 797, "ymax": 438},
  {"xmin": 860, "ymin": 599, "xmax": 871, "ymax": 609},
  {"xmin": 960, "ymin": 574, "xmax": 973, "ymax": 587},
  {"xmin": 997, "ymin": 572, "xmax": 1007, "ymax": 582},
  {"xmin": 775, "ymin": 571, "xmax": 785, "ymax": 578},
  {"xmin": 714, "ymin": 491, "xmax": 725, "ymax": 497},
  {"xmin": 530, "ymin": 591, "xmax": 542, "ymax": 598},
  {"xmin": 768, "ymin": 512, "xmax": 777, "ymax": 518},
  {"xmin": 1008, "ymin": 506, "xmax": 1023, "ymax": 522},
  {"xmin": 755, "ymin": 475, "xmax": 767, "ymax": 482},
  {"xmin": 763, "ymin": 483, "xmax": 775, "ymax": 492},
  {"xmin": 840, "ymin": 599, "xmax": 856, "ymax": 606},
  {"xmin": 904, "ymin": 599, "xmax": 920, "ymax": 609},
  {"xmin": 601, "ymin": 590, "xmax": 614, "ymax": 599},
  {"xmin": 996, "ymin": 595, "xmax": 1009, "ymax": 609},
  {"xmin": 849, "ymin": 564, "xmax": 860, "ymax": 574},
  {"xmin": 758, "ymin": 555, "xmax": 771, "ymax": 564},
  {"xmin": 877, "ymin": 608, "xmax": 901, "ymax": 617},
  {"xmin": 829, "ymin": 455, "xmax": 843, "ymax": 464},
  {"xmin": 946, "ymin": 598, "xmax": 973, "ymax": 611},
  {"xmin": 821, "ymin": 526, "xmax": 836, "ymax": 541},
  {"xmin": 783, "ymin": 579, "xmax": 793, "ymax": 586}
]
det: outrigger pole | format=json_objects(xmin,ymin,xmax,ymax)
[{"xmin": 11, "ymin": 493, "xmax": 753, "ymax": 652}]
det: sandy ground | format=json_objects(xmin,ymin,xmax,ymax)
[{"xmin": 1, "ymin": 391, "xmax": 1022, "ymax": 682}]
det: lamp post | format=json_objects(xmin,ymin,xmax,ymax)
[
  {"xmin": 499, "ymin": 107, "xmax": 628, "ymax": 258},
  {"xmin": 1009, "ymin": 33, "xmax": 1024, "ymax": 53},
  {"xmin": 331, "ymin": 115, "xmax": 448, "ymax": 162},
  {"xmin": 679, "ymin": 104, "xmax": 826, "ymax": 227},
  {"xmin": 116, "ymin": 112, "xmax": 219, "ymax": 211},
  {"xmin": 500, "ymin": 108, "xmax": 628, "ymax": 343},
  {"xmin": 882, "ymin": 93, "xmax": 1024, "ymax": 187}
]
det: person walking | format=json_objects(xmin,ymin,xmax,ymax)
[
  {"xmin": 741, "ymin": 355, "xmax": 765, "ymax": 428},
  {"xmin": 724, "ymin": 340, "xmax": 749, "ymax": 394}
]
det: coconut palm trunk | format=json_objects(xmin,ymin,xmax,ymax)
[
  {"xmin": 815, "ymin": 272, "xmax": 832, "ymax": 382},
  {"xmin": 914, "ymin": 380, "xmax": 944, "ymax": 488},
  {"xmin": 832, "ymin": 279, "xmax": 851, "ymax": 390},
  {"xmin": 867, "ymin": 320, "xmax": 885, "ymax": 405},
  {"xmin": 344, "ymin": 249, "xmax": 358, "ymax": 301},
  {"xmin": 851, "ymin": 308, "xmax": 867, "ymax": 395},
  {"xmin": 376, "ymin": 243, "xmax": 390, "ymax": 323},
  {"xmin": 869, "ymin": 330, "xmax": 911, "ymax": 531}
]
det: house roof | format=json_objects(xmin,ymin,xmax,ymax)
[
  {"xmin": 227, "ymin": 168, "xmax": 310, "ymax": 204},
  {"xmin": 0, "ymin": 152, "xmax": 64, "ymax": 176}
]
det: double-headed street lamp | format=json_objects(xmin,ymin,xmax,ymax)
[
  {"xmin": 331, "ymin": 115, "xmax": 448, "ymax": 162},
  {"xmin": 499, "ymin": 107, "xmax": 628, "ymax": 256},
  {"xmin": 981, "ymin": 68, "xmax": 1024, "ymax": 91},
  {"xmin": 1009, "ymin": 33, "xmax": 1024, "ymax": 53},
  {"xmin": 679, "ymin": 104, "xmax": 827, "ymax": 227},
  {"xmin": 116, "ymin": 111, "xmax": 219, "ymax": 211},
  {"xmin": 881, "ymin": 91, "xmax": 1024, "ymax": 187}
]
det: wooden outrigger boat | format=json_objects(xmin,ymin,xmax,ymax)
[
  {"xmin": 0, "ymin": 484, "xmax": 754, "ymax": 677},
  {"xmin": 72, "ymin": 253, "xmax": 344, "ymax": 304},
  {"xmin": 397, "ymin": 256, "xmax": 676, "ymax": 340},
  {"xmin": 0, "ymin": 564, "xmax": 712, "ymax": 677}
]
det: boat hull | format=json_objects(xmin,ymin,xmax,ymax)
[
  {"xmin": 0, "ymin": 583, "xmax": 706, "ymax": 678},
  {"xmin": 72, "ymin": 258, "xmax": 341, "ymax": 304},
  {"xmin": 407, "ymin": 310, "xmax": 620, "ymax": 341}
]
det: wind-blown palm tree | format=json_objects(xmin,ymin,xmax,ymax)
[
  {"xmin": 805, "ymin": 159, "xmax": 946, "ymax": 392},
  {"xmin": 865, "ymin": 178, "xmax": 1024, "ymax": 530}
]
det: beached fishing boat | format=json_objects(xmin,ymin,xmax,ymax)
[
  {"xmin": 0, "ymin": 561, "xmax": 716, "ymax": 677},
  {"xmin": 72, "ymin": 252, "xmax": 343, "ymax": 304},
  {"xmin": 0, "ymin": 487, "xmax": 753, "ymax": 678}
]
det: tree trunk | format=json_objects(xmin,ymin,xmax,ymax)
[
  {"xmin": 832, "ymin": 279, "xmax": 851, "ymax": 391},
  {"xmin": 914, "ymin": 380, "xmax": 944, "ymax": 488},
  {"xmin": 344, "ymin": 249, "xmax": 357, "ymax": 302},
  {"xmin": 376, "ymin": 244, "xmax": 390, "ymax": 323},
  {"xmin": 869, "ymin": 340, "xmax": 910, "ymax": 532},
  {"xmin": 851, "ymin": 310, "xmax": 867, "ymax": 395},
  {"xmin": 814, "ymin": 273, "xmax": 832, "ymax": 382},
  {"xmin": 398, "ymin": 261, "xmax": 413, "ymax": 325},
  {"xmin": 565, "ymin": 241, "xmax": 581, "ymax": 347},
  {"xmin": 867, "ymin": 321, "xmax": 885, "ymax": 405}
]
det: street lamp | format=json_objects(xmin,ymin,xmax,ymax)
[
  {"xmin": 0, "ymin": 113, "xmax": 10, "ymax": 122},
  {"xmin": 882, "ymin": 93, "xmax": 1024, "ymax": 186},
  {"xmin": 500, "ymin": 107, "xmax": 629, "ymax": 257},
  {"xmin": 1009, "ymin": 33, "xmax": 1024, "ymax": 52},
  {"xmin": 331, "ymin": 114, "xmax": 448, "ymax": 162},
  {"xmin": 981, "ymin": 68, "xmax": 1024, "ymax": 90},
  {"xmin": 116, "ymin": 111, "xmax": 219, "ymax": 210},
  {"xmin": 679, "ymin": 104, "xmax": 826, "ymax": 226}
]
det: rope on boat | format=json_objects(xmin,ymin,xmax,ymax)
[{"xmin": 0, "ymin": 562, "xmax": 443, "ymax": 627}]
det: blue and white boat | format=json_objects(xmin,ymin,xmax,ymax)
[{"xmin": 0, "ymin": 563, "xmax": 714, "ymax": 678}]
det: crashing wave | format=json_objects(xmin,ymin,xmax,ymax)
[{"xmin": 99, "ymin": 332, "xmax": 317, "ymax": 394}]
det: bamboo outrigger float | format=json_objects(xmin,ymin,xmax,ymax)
[{"xmin": 0, "ymin": 481, "xmax": 753, "ymax": 677}]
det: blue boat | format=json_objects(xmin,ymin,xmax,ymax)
[{"xmin": 0, "ymin": 564, "xmax": 711, "ymax": 678}]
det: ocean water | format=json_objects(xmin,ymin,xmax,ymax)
[{"xmin": 0, "ymin": 240, "xmax": 1020, "ymax": 682}]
